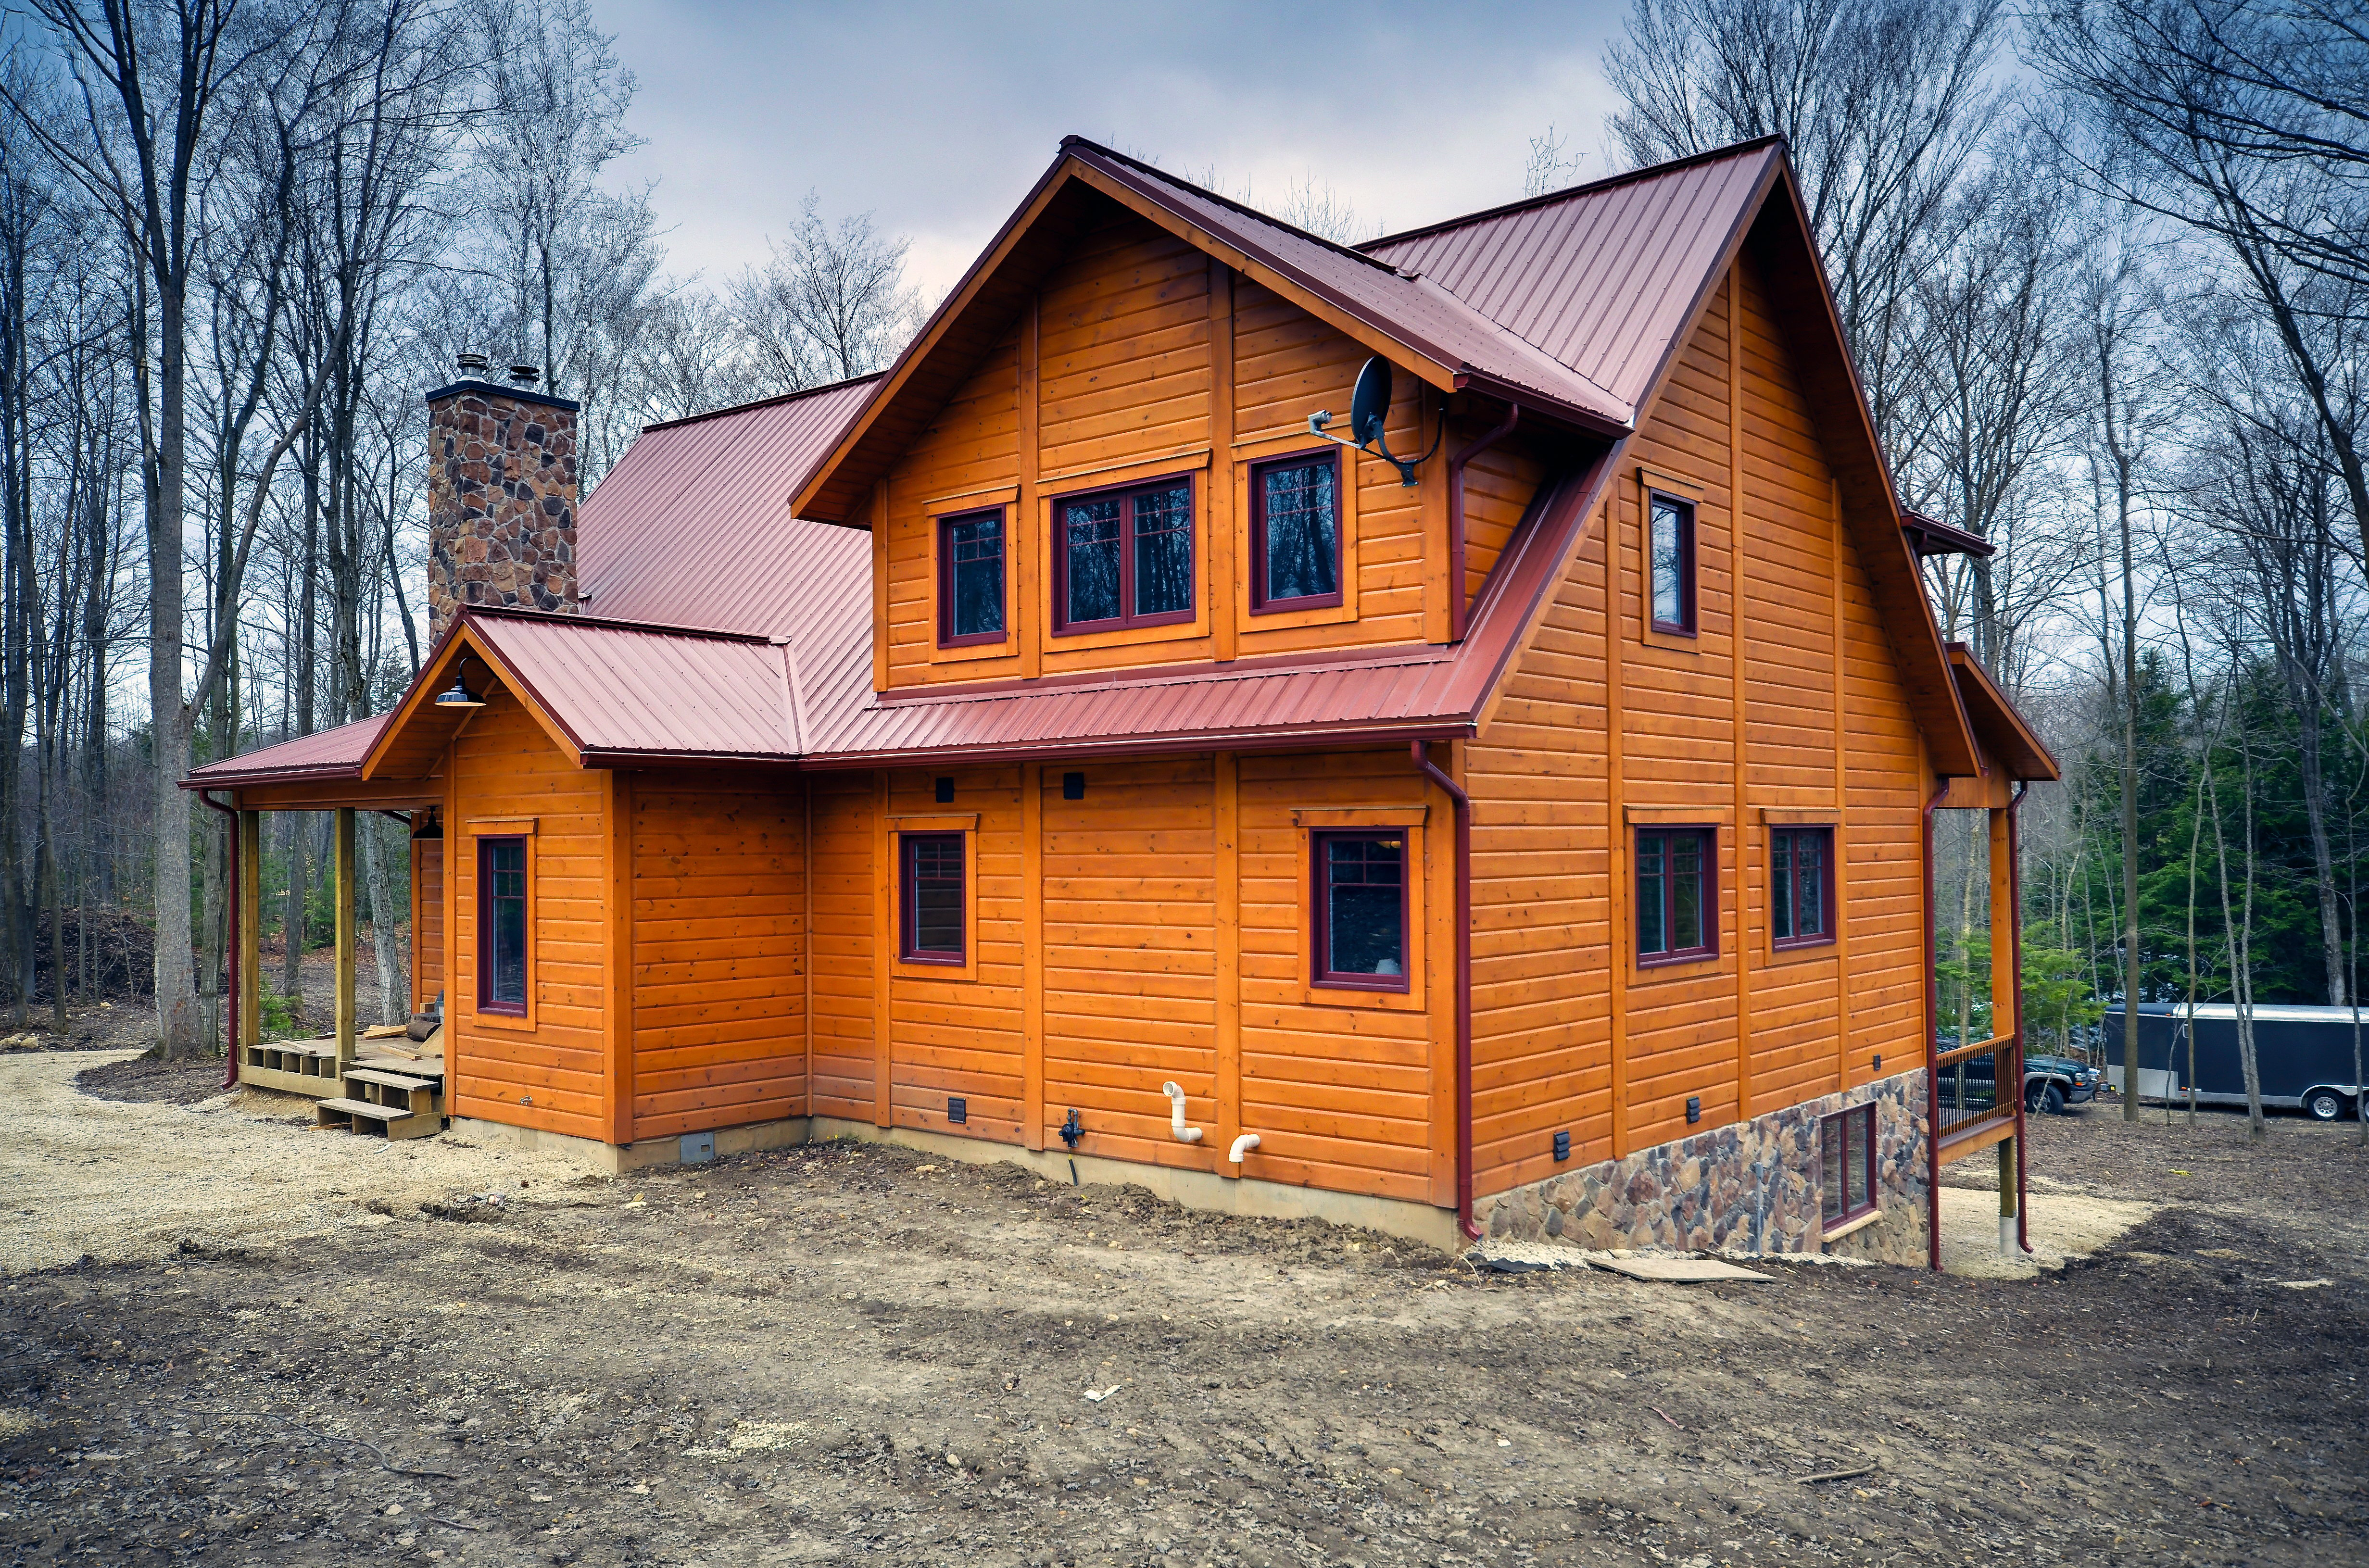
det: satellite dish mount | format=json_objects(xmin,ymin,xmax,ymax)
[{"xmin": 1308, "ymin": 357, "xmax": 1443, "ymax": 487}]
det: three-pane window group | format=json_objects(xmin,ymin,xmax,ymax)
[{"xmin": 934, "ymin": 452, "xmax": 1345, "ymax": 647}]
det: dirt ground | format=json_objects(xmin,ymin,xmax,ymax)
[{"xmin": 2, "ymin": 1055, "xmax": 2361, "ymax": 1567}]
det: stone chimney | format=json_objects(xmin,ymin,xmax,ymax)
[{"xmin": 425, "ymin": 355, "xmax": 580, "ymax": 640}]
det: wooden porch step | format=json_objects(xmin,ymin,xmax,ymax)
[
  {"xmin": 315, "ymin": 1097, "xmax": 443, "ymax": 1141},
  {"xmin": 344, "ymin": 1067, "xmax": 437, "ymax": 1094}
]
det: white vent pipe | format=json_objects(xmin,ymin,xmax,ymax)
[
  {"xmin": 1228, "ymin": 1132, "xmax": 1260, "ymax": 1165},
  {"xmin": 1160, "ymin": 1081, "xmax": 1203, "ymax": 1143}
]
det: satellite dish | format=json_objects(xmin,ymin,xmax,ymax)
[
  {"xmin": 1349, "ymin": 357, "xmax": 1393, "ymax": 447},
  {"xmin": 1304, "ymin": 355, "xmax": 1442, "ymax": 487}
]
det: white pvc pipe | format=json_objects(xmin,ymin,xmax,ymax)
[
  {"xmin": 1160, "ymin": 1081, "xmax": 1203, "ymax": 1143},
  {"xmin": 1228, "ymin": 1131, "xmax": 1260, "ymax": 1165}
]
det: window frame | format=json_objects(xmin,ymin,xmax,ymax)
[
  {"xmin": 475, "ymin": 834, "xmax": 531, "ymax": 1019},
  {"xmin": 1633, "ymin": 823, "xmax": 1718, "ymax": 967},
  {"xmin": 1647, "ymin": 489, "xmax": 1698, "ymax": 637},
  {"xmin": 898, "ymin": 830, "xmax": 968, "ymax": 967},
  {"xmin": 1248, "ymin": 447, "xmax": 1345, "ymax": 615},
  {"xmin": 1049, "ymin": 472, "xmax": 1198, "ymax": 636},
  {"xmin": 1769, "ymin": 824, "xmax": 1838, "ymax": 951},
  {"xmin": 1310, "ymin": 828, "xmax": 1413, "ymax": 995},
  {"xmin": 1820, "ymin": 1103, "xmax": 1879, "ymax": 1229},
  {"xmin": 935, "ymin": 504, "xmax": 1008, "ymax": 649}
]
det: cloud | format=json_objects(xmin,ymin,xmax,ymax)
[{"xmin": 600, "ymin": 0, "xmax": 1622, "ymax": 291}]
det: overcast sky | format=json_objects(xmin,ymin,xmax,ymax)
[{"xmin": 601, "ymin": 0, "xmax": 1629, "ymax": 296}]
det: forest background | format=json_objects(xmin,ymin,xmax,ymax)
[{"xmin": 0, "ymin": 0, "xmax": 2358, "ymax": 1084}]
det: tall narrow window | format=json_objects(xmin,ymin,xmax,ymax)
[
  {"xmin": 1054, "ymin": 477, "xmax": 1196, "ymax": 632},
  {"xmin": 478, "ymin": 837, "xmax": 529, "ymax": 1015},
  {"xmin": 1649, "ymin": 492, "xmax": 1696, "ymax": 634},
  {"xmin": 1820, "ymin": 1103, "xmax": 1877, "ymax": 1227},
  {"xmin": 1635, "ymin": 827, "xmax": 1714, "ymax": 964},
  {"xmin": 1313, "ymin": 831, "xmax": 1408, "ymax": 990},
  {"xmin": 1251, "ymin": 452, "xmax": 1341, "ymax": 612},
  {"xmin": 1771, "ymin": 826, "xmax": 1835, "ymax": 948},
  {"xmin": 938, "ymin": 509, "xmax": 1006, "ymax": 645},
  {"xmin": 901, "ymin": 833, "xmax": 966, "ymax": 965}
]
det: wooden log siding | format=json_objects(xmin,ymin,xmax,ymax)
[
  {"xmin": 446, "ymin": 689, "xmax": 609, "ymax": 1139},
  {"xmin": 808, "ymin": 770, "xmax": 881, "ymax": 1122},
  {"xmin": 879, "ymin": 204, "xmax": 1445, "ymax": 695},
  {"xmin": 883, "ymin": 766, "xmax": 1028, "ymax": 1142},
  {"xmin": 411, "ymin": 834, "xmax": 444, "ymax": 1013},
  {"xmin": 1464, "ymin": 252, "xmax": 1929, "ymax": 1199},
  {"xmin": 628, "ymin": 772, "xmax": 808, "ymax": 1140},
  {"xmin": 1038, "ymin": 755, "xmax": 1218, "ymax": 1167}
]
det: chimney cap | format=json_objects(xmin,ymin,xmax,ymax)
[
  {"xmin": 455, "ymin": 351, "xmax": 488, "ymax": 373},
  {"xmin": 508, "ymin": 364, "xmax": 541, "ymax": 387}
]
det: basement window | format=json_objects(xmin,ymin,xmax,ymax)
[
  {"xmin": 1053, "ymin": 477, "xmax": 1195, "ymax": 633},
  {"xmin": 901, "ymin": 832, "xmax": 966, "ymax": 965},
  {"xmin": 1250, "ymin": 451, "xmax": 1341, "ymax": 613},
  {"xmin": 1312, "ymin": 831, "xmax": 1408, "ymax": 991},
  {"xmin": 938, "ymin": 508, "xmax": 1007, "ymax": 646},
  {"xmin": 1648, "ymin": 491, "xmax": 1696, "ymax": 635},
  {"xmin": 1770, "ymin": 826, "xmax": 1835, "ymax": 949},
  {"xmin": 1821, "ymin": 1103, "xmax": 1877, "ymax": 1228},
  {"xmin": 478, "ymin": 837, "xmax": 529, "ymax": 1015},
  {"xmin": 1635, "ymin": 827, "xmax": 1714, "ymax": 965}
]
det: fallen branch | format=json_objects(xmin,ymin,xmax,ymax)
[
  {"xmin": 1800, "ymin": 1463, "xmax": 1878, "ymax": 1484},
  {"xmin": 289, "ymin": 1425, "xmax": 460, "ymax": 1480},
  {"xmin": 429, "ymin": 1517, "xmax": 483, "ymax": 1532},
  {"xmin": 1649, "ymin": 1406, "xmax": 1683, "ymax": 1430}
]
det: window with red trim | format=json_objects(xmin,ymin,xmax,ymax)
[
  {"xmin": 901, "ymin": 833, "xmax": 966, "ymax": 964},
  {"xmin": 1312, "ymin": 831, "xmax": 1408, "ymax": 991},
  {"xmin": 1770, "ymin": 825, "xmax": 1835, "ymax": 948},
  {"xmin": 478, "ymin": 837, "xmax": 529, "ymax": 1015},
  {"xmin": 1820, "ymin": 1103, "xmax": 1877, "ymax": 1226},
  {"xmin": 1648, "ymin": 492, "xmax": 1696, "ymax": 635},
  {"xmin": 938, "ymin": 508, "xmax": 1006, "ymax": 645},
  {"xmin": 1635, "ymin": 827, "xmax": 1714, "ymax": 963},
  {"xmin": 1250, "ymin": 451, "xmax": 1341, "ymax": 613},
  {"xmin": 1053, "ymin": 477, "xmax": 1195, "ymax": 632}
]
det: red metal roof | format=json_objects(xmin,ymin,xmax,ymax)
[
  {"xmin": 579, "ymin": 375, "xmax": 881, "ymax": 635},
  {"xmin": 464, "ymin": 611, "xmax": 800, "ymax": 763},
  {"xmin": 1063, "ymin": 143, "xmax": 1634, "ymax": 432},
  {"xmin": 186, "ymin": 714, "xmax": 390, "ymax": 785},
  {"xmin": 1362, "ymin": 140, "xmax": 1782, "ymax": 415}
]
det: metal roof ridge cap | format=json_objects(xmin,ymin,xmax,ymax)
[
  {"xmin": 636, "ymin": 370, "xmax": 886, "ymax": 435},
  {"xmin": 469, "ymin": 604, "xmax": 778, "ymax": 644},
  {"xmin": 1359, "ymin": 137, "xmax": 1784, "ymax": 253}
]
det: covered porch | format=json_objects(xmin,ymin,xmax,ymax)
[{"xmin": 188, "ymin": 729, "xmax": 452, "ymax": 1140}]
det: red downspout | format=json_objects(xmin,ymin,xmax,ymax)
[
  {"xmin": 2008, "ymin": 781, "xmax": 2032, "ymax": 1253},
  {"xmin": 1922, "ymin": 779, "xmax": 1951, "ymax": 1271},
  {"xmin": 1412, "ymin": 740, "xmax": 1479, "ymax": 1240},
  {"xmin": 1446, "ymin": 404, "xmax": 1519, "ymax": 643},
  {"xmin": 196, "ymin": 790, "xmax": 240, "ymax": 1089}
]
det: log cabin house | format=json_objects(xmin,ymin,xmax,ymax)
[{"xmin": 186, "ymin": 136, "xmax": 2058, "ymax": 1265}]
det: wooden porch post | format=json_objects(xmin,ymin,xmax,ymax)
[
  {"xmin": 1989, "ymin": 805, "xmax": 2018, "ymax": 1254},
  {"xmin": 334, "ymin": 807, "xmax": 357, "ymax": 1069},
  {"xmin": 237, "ymin": 812, "xmax": 261, "ymax": 1050}
]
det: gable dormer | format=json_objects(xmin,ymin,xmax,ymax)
[{"xmin": 792, "ymin": 141, "xmax": 1654, "ymax": 695}]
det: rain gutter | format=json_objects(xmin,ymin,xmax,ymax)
[
  {"xmin": 1923, "ymin": 778, "xmax": 1951, "ymax": 1271},
  {"xmin": 1411, "ymin": 740, "xmax": 1478, "ymax": 1242},
  {"xmin": 1447, "ymin": 403, "xmax": 1520, "ymax": 644}
]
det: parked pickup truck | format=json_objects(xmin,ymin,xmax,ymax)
[{"xmin": 1942, "ymin": 1050, "xmax": 2103, "ymax": 1116}]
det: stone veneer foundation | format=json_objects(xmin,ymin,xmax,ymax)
[
  {"xmin": 1472, "ymin": 1069, "xmax": 1931, "ymax": 1267},
  {"xmin": 425, "ymin": 376, "xmax": 580, "ymax": 639}
]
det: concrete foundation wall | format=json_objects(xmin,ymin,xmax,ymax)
[{"xmin": 1471, "ymin": 1069, "xmax": 1930, "ymax": 1267}]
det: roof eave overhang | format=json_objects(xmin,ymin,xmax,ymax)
[
  {"xmin": 798, "ymin": 717, "xmax": 1471, "ymax": 772},
  {"xmin": 181, "ymin": 764, "xmax": 365, "ymax": 791},
  {"xmin": 360, "ymin": 610, "xmax": 592, "ymax": 779}
]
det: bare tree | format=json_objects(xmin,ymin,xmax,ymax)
[{"xmin": 728, "ymin": 193, "xmax": 924, "ymax": 395}]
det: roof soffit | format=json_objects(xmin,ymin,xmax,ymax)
[{"xmin": 360, "ymin": 614, "xmax": 589, "ymax": 780}]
